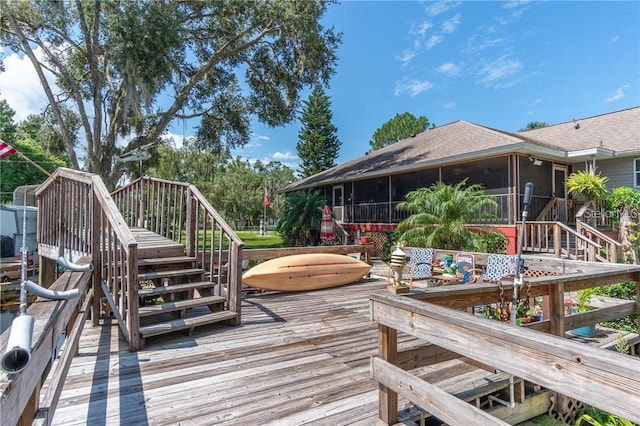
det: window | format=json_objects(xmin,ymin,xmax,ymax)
[{"xmin": 635, "ymin": 159, "xmax": 640, "ymax": 187}]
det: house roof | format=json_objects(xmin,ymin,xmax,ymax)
[
  {"xmin": 284, "ymin": 106, "xmax": 640, "ymax": 192},
  {"xmin": 517, "ymin": 106, "xmax": 640, "ymax": 155}
]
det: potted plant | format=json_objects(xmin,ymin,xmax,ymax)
[{"xmin": 572, "ymin": 288, "xmax": 597, "ymax": 337}]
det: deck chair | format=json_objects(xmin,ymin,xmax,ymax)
[
  {"xmin": 484, "ymin": 255, "xmax": 522, "ymax": 282},
  {"xmin": 387, "ymin": 247, "xmax": 434, "ymax": 289}
]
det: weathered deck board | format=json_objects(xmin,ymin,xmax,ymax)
[{"xmin": 52, "ymin": 274, "xmax": 491, "ymax": 425}]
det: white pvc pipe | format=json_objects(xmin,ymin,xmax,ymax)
[
  {"xmin": 56, "ymin": 257, "xmax": 94, "ymax": 272},
  {"xmin": 25, "ymin": 280, "xmax": 80, "ymax": 300},
  {"xmin": 1, "ymin": 314, "xmax": 34, "ymax": 374}
]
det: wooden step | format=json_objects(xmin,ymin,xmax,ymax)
[
  {"xmin": 139, "ymin": 311, "xmax": 238, "ymax": 338},
  {"xmin": 137, "ymin": 256, "xmax": 195, "ymax": 267},
  {"xmin": 139, "ymin": 281, "xmax": 218, "ymax": 297},
  {"xmin": 138, "ymin": 295, "xmax": 226, "ymax": 317},
  {"xmin": 138, "ymin": 268, "xmax": 204, "ymax": 281}
]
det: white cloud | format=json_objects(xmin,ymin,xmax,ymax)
[
  {"xmin": 441, "ymin": 13, "xmax": 461, "ymax": 34},
  {"xmin": 394, "ymin": 79, "xmax": 433, "ymax": 97},
  {"xmin": 396, "ymin": 49, "xmax": 417, "ymax": 66},
  {"xmin": 443, "ymin": 101, "xmax": 456, "ymax": 109},
  {"xmin": 425, "ymin": 1, "xmax": 461, "ymax": 17},
  {"xmin": 0, "ymin": 48, "xmax": 57, "ymax": 122},
  {"xmin": 465, "ymin": 35, "xmax": 504, "ymax": 52},
  {"xmin": 608, "ymin": 35, "xmax": 620, "ymax": 44},
  {"xmin": 272, "ymin": 151, "xmax": 298, "ymax": 161},
  {"xmin": 477, "ymin": 56, "xmax": 523, "ymax": 86},
  {"xmin": 425, "ymin": 35, "xmax": 444, "ymax": 49},
  {"xmin": 604, "ymin": 84, "xmax": 630, "ymax": 102},
  {"xmin": 410, "ymin": 21, "xmax": 432, "ymax": 36},
  {"xmin": 437, "ymin": 62, "xmax": 460, "ymax": 76}
]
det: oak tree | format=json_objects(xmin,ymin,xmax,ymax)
[{"xmin": 1, "ymin": 1, "xmax": 340, "ymax": 189}]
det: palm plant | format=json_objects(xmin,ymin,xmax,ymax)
[
  {"xmin": 395, "ymin": 180, "xmax": 499, "ymax": 250},
  {"xmin": 276, "ymin": 189, "xmax": 325, "ymax": 246}
]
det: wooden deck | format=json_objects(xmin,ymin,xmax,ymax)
[{"xmin": 50, "ymin": 270, "xmax": 487, "ymax": 425}]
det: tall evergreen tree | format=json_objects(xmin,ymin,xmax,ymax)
[{"xmin": 296, "ymin": 84, "xmax": 341, "ymax": 177}]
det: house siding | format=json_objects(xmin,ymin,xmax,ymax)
[{"xmin": 596, "ymin": 158, "xmax": 635, "ymax": 189}]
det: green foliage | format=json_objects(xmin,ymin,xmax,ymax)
[
  {"xmin": 0, "ymin": 99, "xmax": 17, "ymax": 144},
  {"xmin": 394, "ymin": 180, "xmax": 498, "ymax": 250},
  {"xmin": 518, "ymin": 121, "xmax": 548, "ymax": 131},
  {"xmin": 369, "ymin": 112, "xmax": 433, "ymax": 151},
  {"xmin": 475, "ymin": 231, "xmax": 508, "ymax": 254},
  {"xmin": 381, "ymin": 230, "xmax": 400, "ymax": 262},
  {"xmin": 576, "ymin": 406, "xmax": 635, "ymax": 426},
  {"xmin": 148, "ymin": 142, "xmax": 295, "ymax": 229},
  {"xmin": 0, "ymin": 101, "xmax": 66, "ymax": 201},
  {"xmin": 296, "ymin": 84, "xmax": 341, "ymax": 178},
  {"xmin": 607, "ymin": 187, "xmax": 640, "ymax": 264},
  {"xmin": 607, "ymin": 187, "xmax": 640, "ymax": 211},
  {"xmin": 575, "ymin": 288, "xmax": 595, "ymax": 313},
  {"xmin": 592, "ymin": 282, "xmax": 638, "ymax": 332},
  {"xmin": 566, "ymin": 170, "xmax": 609, "ymax": 202},
  {"xmin": 1, "ymin": 1, "xmax": 341, "ymax": 188},
  {"xmin": 276, "ymin": 190, "xmax": 325, "ymax": 246}
]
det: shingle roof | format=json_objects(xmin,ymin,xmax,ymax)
[
  {"xmin": 284, "ymin": 106, "xmax": 640, "ymax": 191},
  {"xmin": 516, "ymin": 106, "xmax": 640, "ymax": 153}
]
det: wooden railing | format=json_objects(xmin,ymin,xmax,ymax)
[
  {"xmin": 576, "ymin": 220, "xmax": 621, "ymax": 263},
  {"xmin": 112, "ymin": 176, "xmax": 244, "ymax": 321},
  {"xmin": 36, "ymin": 168, "xmax": 141, "ymax": 350},
  {"xmin": 518, "ymin": 221, "xmax": 602, "ymax": 261},
  {"xmin": 0, "ymin": 260, "xmax": 93, "ymax": 426},
  {"xmin": 370, "ymin": 257, "xmax": 640, "ymax": 425}
]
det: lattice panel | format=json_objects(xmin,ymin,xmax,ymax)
[
  {"xmin": 549, "ymin": 393, "xmax": 585, "ymax": 424},
  {"xmin": 365, "ymin": 232, "xmax": 385, "ymax": 258}
]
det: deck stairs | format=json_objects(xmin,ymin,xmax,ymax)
[{"xmin": 130, "ymin": 229, "xmax": 237, "ymax": 344}]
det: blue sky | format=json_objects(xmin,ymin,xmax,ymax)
[
  {"xmin": 1, "ymin": 1, "xmax": 639, "ymax": 174},
  {"xmin": 244, "ymin": 0, "xmax": 640, "ymax": 172}
]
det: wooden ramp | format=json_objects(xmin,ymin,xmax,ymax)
[{"xmin": 50, "ymin": 275, "xmax": 516, "ymax": 425}]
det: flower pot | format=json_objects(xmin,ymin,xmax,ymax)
[{"xmin": 572, "ymin": 324, "xmax": 596, "ymax": 338}]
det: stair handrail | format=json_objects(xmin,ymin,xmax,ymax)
[
  {"xmin": 555, "ymin": 221, "xmax": 602, "ymax": 262},
  {"xmin": 186, "ymin": 184, "xmax": 243, "ymax": 321},
  {"xmin": 535, "ymin": 196, "xmax": 557, "ymax": 221},
  {"xmin": 36, "ymin": 168, "xmax": 141, "ymax": 350},
  {"xmin": 112, "ymin": 175, "xmax": 244, "ymax": 324},
  {"xmin": 333, "ymin": 219, "xmax": 350, "ymax": 245},
  {"xmin": 576, "ymin": 220, "xmax": 621, "ymax": 263},
  {"xmin": 518, "ymin": 221, "xmax": 602, "ymax": 262}
]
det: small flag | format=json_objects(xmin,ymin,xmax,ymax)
[
  {"xmin": 0, "ymin": 140, "xmax": 17, "ymax": 158},
  {"xmin": 263, "ymin": 187, "xmax": 270, "ymax": 207}
]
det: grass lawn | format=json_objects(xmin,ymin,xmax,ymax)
[{"xmin": 236, "ymin": 230, "xmax": 283, "ymax": 249}]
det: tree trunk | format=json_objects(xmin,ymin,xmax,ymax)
[{"xmin": 619, "ymin": 208, "xmax": 637, "ymax": 264}]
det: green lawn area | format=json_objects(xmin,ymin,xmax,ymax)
[
  {"xmin": 187, "ymin": 229, "xmax": 284, "ymax": 249},
  {"xmin": 236, "ymin": 230, "xmax": 283, "ymax": 248}
]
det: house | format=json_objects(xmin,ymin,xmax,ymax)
[{"xmin": 282, "ymin": 106, "xmax": 640, "ymax": 255}]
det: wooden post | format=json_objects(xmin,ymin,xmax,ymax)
[
  {"xmin": 553, "ymin": 223, "xmax": 561, "ymax": 258},
  {"xmin": 91, "ymin": 190, "xmax": 102, "ymax": 327},
  {"xmin": 548, "ymin": 281, "xmax": 565, "ymax": 336},
  {"xmin": 378, "ymin": 323, "xmax": 398, "ymax": 424},
  {"xmin": 128, "ymin": 243, "xmax": 141, "ymax": 351},
  {"xmin": 185, "ymin": 194, "xmax": 196, "ymax": 257},
  {"xmin": 138, "ymin": 178, "xmax": 146, "ymax": 229}
]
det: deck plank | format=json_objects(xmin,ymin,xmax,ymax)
[{"xmin": 52, "ymin": 274, "xmax": 495, "ymax": 425}]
